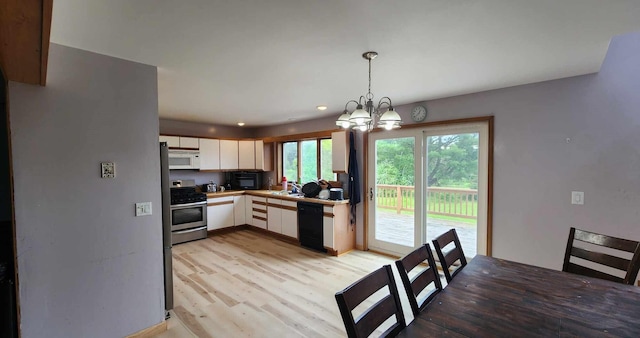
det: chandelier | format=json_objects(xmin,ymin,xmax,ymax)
[{"xmin": 336, "ymin": 51, "xmax": 402, "ymax": 131}]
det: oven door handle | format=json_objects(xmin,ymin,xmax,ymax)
[
  {"xmin": 171, "ymin": 201, "xmax": 207, "ymax": 208},
  {"xmin": 173, "ymin": 226, "xmax": 207, "ymax": 234}
]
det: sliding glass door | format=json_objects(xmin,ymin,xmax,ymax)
[
  {"xmin": 367, "ymin": 130, "xmax": 420, "ymax": 255},
  {"xmin": 367, "ymin": 122, "xmax": 489, "ymax": 258}
]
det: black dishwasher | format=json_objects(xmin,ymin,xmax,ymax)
[{"xmin": 297, "ymin": 202, "xmax": 326, "ymax": 252}]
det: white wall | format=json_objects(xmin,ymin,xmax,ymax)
[
  {"xmin": 403, "ymin": 31, "xmax": 640, "ymax": 270},
  {"xmin": 9, "ymin": 44, "xmax": 164, "ymax": 337},
  {"xmin": 255, "ymin": 31, "xmax": 640, "ymax": 272}
]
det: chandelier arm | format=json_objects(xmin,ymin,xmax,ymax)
[
  {"xmin": 377, "ymin": 96, "xmax": 393, "ymax": 107},
  {"xmin": 376, "ymin": 97, "xmax": 393, "ymax": 115},
  {"xmin": 344, "ymin": 100, "xmax": 360, "ymax": 111}
]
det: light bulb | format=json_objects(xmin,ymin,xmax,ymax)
[
  {"xmin": 384, "ymin": 123, "xmax": 394, "ymax": 130},
  {"xmin": 341, "ymin": 121, "xmax": 351, "ymax": 128},
  {"xmin": 359, "ymin": 125, "xmax": 367, "ymax": 132}
]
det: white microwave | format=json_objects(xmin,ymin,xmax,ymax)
[{"xmin": 168, "ymin": 150, "xmax": 200, "ymax": 169}]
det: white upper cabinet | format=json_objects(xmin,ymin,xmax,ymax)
[
  {"xmin": 159, "ymin": 135, "xmax": 180, "ymax": 148},
  {"xmin": 238, "ymin": 140, "xmax": 256, "ymax": 170},
  {"xmin": 332, "ymin": 131, "xmax": 349, "ymax": 173},
  {"xmin": 164, "ymin": 135, "xmax": 270, "ymax": 171},
  {"xmin": 220, "ymin": 140, "xmax": 239, "ymax": 170},
  {"xmin": 255, "ymin": 140, "xmax": 265, "ymax": 171},
  {"xmin": 159, "ymin": 135, "xmax": 199, "ymax": 149},
  {"xmin": 199, "ymin": 138, "xmax": 220, "ymax": 170},
  {"xmin": 179, "ymin": 137, "xmax": 199, "ymax": 149}
]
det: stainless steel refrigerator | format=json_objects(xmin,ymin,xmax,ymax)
[{"xmin": 160, "ymin": 142, "xmax": 173, "ymax": 316}]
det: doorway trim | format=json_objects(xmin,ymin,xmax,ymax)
[{"xmin": 363, "ymin": 116, "xmax": 494, "ymax": 255}]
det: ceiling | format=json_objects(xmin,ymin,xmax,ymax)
[{"xmin": 50, "ymin": 0, "xmax": 640, "ymax": 127}]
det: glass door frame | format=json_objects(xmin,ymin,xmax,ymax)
[
  {"xmin": 363, "ymin": 116, "xmax": 494, "ymax": 257},
  {"xmin": 366, "ymin": 128, "xmax": 423, "ymax": 256}
]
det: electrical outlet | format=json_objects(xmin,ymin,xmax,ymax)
[
  {"xmin": 101, "ymin": 162, "xmax": 115, "ymax": 178},
  {"xmin": 571, "ymin": 191, "xmax": 584, "ymax": 205},
  {"xmin": 135, "ymin": 202, "xmax": 152, "ymax": 216}
]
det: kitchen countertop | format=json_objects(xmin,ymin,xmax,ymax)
[{"xmin": 206, "ymin": 190, "xmax": 349, "ymax": 205}]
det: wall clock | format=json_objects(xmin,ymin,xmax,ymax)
[{"xmin": 411, "ymin": 105, "xmax": 428, "ymax": 122}]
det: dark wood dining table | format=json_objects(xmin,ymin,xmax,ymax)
[{"xmin": 397, "ymin": 255, "xmax": 640, "ymax": 337}]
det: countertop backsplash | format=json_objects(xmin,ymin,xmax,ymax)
[{"xmin": 169, "ymin": 170, "xmax": 225, "ymax": 186}]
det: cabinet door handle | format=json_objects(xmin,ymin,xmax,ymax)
[{"xmin": 369, "ymin": 188, "xmax": 373, "ymax": 201}]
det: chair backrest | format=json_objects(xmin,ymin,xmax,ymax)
[
  {"xmin": 562, "ymin": 227, "xmax": 640, "ymax": 285},
  {"xmin": 335, "ymin": 265, "xmax": 406, "ymax": 338},
  {"xmin": 395, "ymin": 244, "xmax": 442, "ymax": 316},
  {"xmin": 432, "ymin": 229, "xmax": 467, "ymax": 283}
]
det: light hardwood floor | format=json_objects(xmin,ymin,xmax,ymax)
[{"xmin": 154, "ymin": 229, "xmax": 415, "ymax": 338}]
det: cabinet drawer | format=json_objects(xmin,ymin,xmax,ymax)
[
  {"xmin": 252, "ymin": 203, "xmax": 267, "ymax": 212},
  {"xmin": 207, "ymin": 196, "xmax": 234, "ymax": 205},
  {"xmin": 253, "ymin": 217, "xmax": 267, "ymax": 229},
  {"xmin": 267, "ymin": 198, "xmax": 281, "ymax": 205},
  {"xmin": 281, "ymin": 200, "xmax": 297, "ymax": 209},
  {"xmin": 252, "ymin": 196, "xmax": 267, "ymax": 203},
  {"xmin": 323, "ymin": 206, "xmax": 334, "ymax": 217}
]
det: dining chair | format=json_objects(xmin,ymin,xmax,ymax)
[
  {"xmin": 562, "ymin": 227, "xmax": 640, "ymax": 285},
  {"xmin": 335, "ymin": 265, "xmax": 406, "ymax": 338},
  {"xmin": 432, "ymin": 229, "xmax": 468, "ymax": 283},
  {"xmin": 395, "ymin": 244, "xmax": 443, "ymax": 316}
]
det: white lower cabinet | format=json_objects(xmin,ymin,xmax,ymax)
[
  {"xmin": 207, "ymin": 196, "xmax": 234, "ymax": 230},
  {"xmin": 323, "ymin": 206, "xmax": 335, "ymax": 248},
  {"xmin": 267, "ymin": 198, "xmax": 282, "ymax": 234},
  {"xmin": 252, "ymin": 196, "xmax": 267, "ymax": 229},
  {"xmin": 233, "ymin": 195, "xmax": 246, "ymax": 225},
  {"xmin": 245, "ymin": 195, "xmax": 253, "ymax": 226},
  {"xmin": 281, "ymin": 200, "xmax": 298, "ymax": 238}
]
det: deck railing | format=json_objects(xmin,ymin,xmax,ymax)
[{"xmin": 376, "ymin": 185, "xmax": 478, "ymax": 219}]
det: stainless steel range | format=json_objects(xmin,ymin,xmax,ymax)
[{"xmin": 170, "ymin": 186, "xmax": 208, "ymax": 244}]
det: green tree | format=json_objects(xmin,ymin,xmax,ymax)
[
  {"xmin": 300, "ymin": 140, "xmax": 317, "ymax": 183},
  {"xmin": 375, "ymin": 137, "xmax": 415, "ymax": 185},
  {"xmin": 374, "ymin": 133, "xmax": 479, "ymax": 188},
  {"xmin": 427, "ymin": 133, "xmax": 478, "ymax": 188},
  {"xmin": 283, "ymin": 142, "xmax": 297, "ymax": 181}
]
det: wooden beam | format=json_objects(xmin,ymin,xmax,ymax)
[{"xmin": 0, "ymin": 0, "xmax": 53, "ymax": 85}]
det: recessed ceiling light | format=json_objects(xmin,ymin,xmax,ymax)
[
  {"xmin": 237, "ymin": 122, "xmax": 245, "ymax": 126},
  {"xmin": 316, "ymin": 105, "xmax": 328, "ymax": 111}
]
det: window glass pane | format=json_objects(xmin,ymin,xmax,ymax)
[
  {"xmin": 320, "ymin": 139, "xmax": 336, "ymax": 180},
  {"xmin": 283, "ymin": 142, "xmax": 298, "ymax": 182},
  {"xmin": 300, "ymin": 140, "xmax": 317, "ymax": 183}
]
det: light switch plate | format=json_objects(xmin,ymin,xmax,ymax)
[
  {"xmin": 101, "ymin": 162, "xmax": 115, "ymax": 178},
  {"xmin": 135, "ymin": 202, "xmax": 152, "ymax": 216},
  {"xmin": 571, "ymin": 191, "xmax": 584, "ymax": 205}
]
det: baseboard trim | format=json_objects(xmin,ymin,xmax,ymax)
[
  {"xmin": 245, "ymin": 226, "xmax": 300, "ymax": 246},
  {"xmin": 207, "ymin": 225, "xmax": 248, "ymax": 236},
  {"xmin": 126, "ymin": 321, "xmax": 167, "ymax": 338}
]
